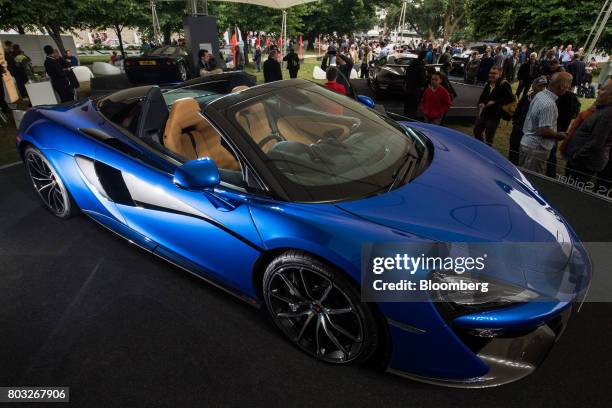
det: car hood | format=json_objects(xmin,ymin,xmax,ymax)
[
  {"xmin": 335, "ymin": 124, "xmax": 586, "ymax": 297},
  {"xmin": 336, "ymin": 123, "xmax": 572, "ymax": 245}
]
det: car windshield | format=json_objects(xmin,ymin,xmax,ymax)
[
  {"xmin": 393, "ymin": 57, "xmax": 414, "ymax": 65},
  {"xmin": 162, "ymin": 82, "xmax": 229, "ymax": 107},
  {"xmin": 149, "ymin": 46, "xmax": 182, "ymax": 56},
  {"xmin": 229, "ymin": 84, "xmax": 429, "ymax": 202}
]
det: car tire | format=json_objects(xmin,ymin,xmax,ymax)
[
  {"xmin": 263, "ymin": 250, "xmax": 380, "ymax": 365},
  {"xmin": 24, "ymin": 146, "xmax": 79, "ymax": 219}
]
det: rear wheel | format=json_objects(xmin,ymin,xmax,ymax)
[
  {"xmin": 263, "ymin": 251, "xmax": 379, "ymax": 364},
  {"xmin": 24, "ymin": 146, "xmax": 78, "ymax": 219}
]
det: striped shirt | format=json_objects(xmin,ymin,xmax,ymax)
[{"xmin": 521, "ymin": 89, "xmax": 559, "ymax": 151}]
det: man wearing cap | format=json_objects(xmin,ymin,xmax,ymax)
[
  {"xmin": 508, "ymin": 76, "xmax": 548, "ymax": 164},
  {"xmin": 519, "ymin": 72, "xmax": 573, "ymax": 174}
]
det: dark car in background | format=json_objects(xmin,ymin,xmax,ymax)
[
  {"xmin": 367, "ymin": 53, "xmax": 482, "ymax": 118},
  {"xmin": 124, "ymin": 45, "xmax": 192, "ymax": 85},
  {"xmin": 450, "ymin": 44, "xmax": 491, "ymax": 77},
  {"xmin": 367, "ymin": 53, "xmax": 421, "ymax": 96}
]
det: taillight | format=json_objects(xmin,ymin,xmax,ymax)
[
  {"xmin": 164, "ymin": 59, "xmax": 173, "ymax": 65},
  {"xmin": 124, "ymin": 60, "xmax": 132, "ymax": 67}
]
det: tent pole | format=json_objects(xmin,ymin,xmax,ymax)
[
  {"xmin": 584, "ymin": 0, "xmax": 609, "ymax": 50},
  {"xmin": 586, "ymin": 0, "xmax": 612, "ymax": 60},
  {"xmin": 281, "ymin": 9, "xmax": 287, "ymax": 68}
]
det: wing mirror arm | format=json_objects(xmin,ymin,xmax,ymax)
[{"xmin": 203, "ymin": 189, "xmax": 238, "ymax": 211}]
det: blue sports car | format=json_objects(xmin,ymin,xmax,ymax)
[{"xmin": 16, "ymin": 73, "xmax": 591, "ymax": 387}]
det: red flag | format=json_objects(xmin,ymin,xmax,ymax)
[
  {"xmin": 299, "ymin": 34, "xmax": 303, "ymax": 59},
  {"xmin": 230, "ymin": 32, "xmax": 237, "ymax": 66}
]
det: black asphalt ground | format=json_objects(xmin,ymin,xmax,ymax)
[{"xmin": 1, "ymin": 160, "xmax": 611, "ymax": 407}]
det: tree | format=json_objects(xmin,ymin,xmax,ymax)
[
  {"xmin": 207, "ymin": 1, "xmax": 310, "ymax": 49},
  {"xmin": 0, "ymin": 0, "xmax": 89, "ymax": 55},
  {"xmin": 381, "ymin": 0, "xmax": 466, "ymax": 42},
  {"xmin": 441, "ymin": 0, "xmax": 466, "ymax": 43},
  {"xmin": 300, "ymin": 0, "xmax": 378, "ymax": 45},
  {"xmin": 466, "ymin": 0, "xmax": 612, "ymax": 50},
  {"xmin": 90, "ymin": 0, "xmax": 148, "ymax": 57},
  {"xmin": 134, "ymin": 1, "xmax": 187, "ymax": 45},
  {"xmin": 0, "ymin": 1, "xmax": 35, "ymax": 34}
]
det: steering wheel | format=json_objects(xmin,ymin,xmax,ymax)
[{"xmin": 258, "ymin": 133, "xmax": 286, "ymax": 149}]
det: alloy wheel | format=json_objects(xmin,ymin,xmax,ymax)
[
  {"xmin": 25, "ymin": 149, "xmax": 70, "ymax": 218},
  {"xmin": 265, "ymin": 265, "xmax": 365, "ymax": 363}
]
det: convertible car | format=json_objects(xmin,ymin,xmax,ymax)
[
  {"xmin": 16, "ymin": 75, "xmax": 591, "ymax": 387},
  {"xmin": 367, "ymin": 53, "xmax": 483, "ymax": 117}
]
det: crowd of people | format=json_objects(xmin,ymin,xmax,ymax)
[
  {"xmin": 1, "ymin": 31, "xmax": 610, "ymax": 194},
  {"xmin": 215, "ymin": 32, "xmax": 611, "ymax": 191},
  {"xmin": 1, "ymin": 40, "xmax": 80, "ymax": 105},
  {"xmin": 453, "ymin": 41, "xmax": 610, "ymax": 191},
  {"xmin": 369, "ymin": 37, "xmax": 610, "ymax": 192}
]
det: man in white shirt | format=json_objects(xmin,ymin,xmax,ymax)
[{"xmin": 519, "ymin": 72, "xmax": 573, "ymax": 174}]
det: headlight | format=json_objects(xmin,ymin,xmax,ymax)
[{"xmin": 430, "ymin": 271, "xmax": 539, "ymax": 310}]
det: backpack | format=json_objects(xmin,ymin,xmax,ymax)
[{"xmin": 499, "ymin": 80, "xmax": 518, "ymax": 120}]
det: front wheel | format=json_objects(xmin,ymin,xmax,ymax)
[
  {"xmin": 24, "ymin": 146, "xmax": 78, "ymax": 219},
  {"xmin": 263, "ymin": 251, "xmax": 380, "ymax": 364}
]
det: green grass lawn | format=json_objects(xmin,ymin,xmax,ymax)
[
  {"xmin": 78, "ymin": 55, "xmax": 111, "ymax": 65},
  {"xmin": 244, "ymin": 58, "xmax": 324, "ymax": 84}
]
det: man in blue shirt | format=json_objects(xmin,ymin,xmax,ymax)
[{"xmin": 64, "ymin": 50, "xmax": 79, "ymax": 67}]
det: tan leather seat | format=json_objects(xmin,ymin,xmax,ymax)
[
  {"xmin": 231, "ymin": 85, "xmax": 249, "ymax": 93},
  {"xmin": 163, "ymin": 98, "xmax": 239, "ymax": 171},
  {"xmin": 235, "ymin": 102, "xmax": 272, "ymax": 146}
]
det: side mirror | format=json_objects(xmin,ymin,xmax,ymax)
[
  {"xmin": 357, "ymin": 95, "xmax": 375, "ymax": 109},
  {"xmin": 173, "ymin": 157, "xmax": 220, "ymax": 191}
]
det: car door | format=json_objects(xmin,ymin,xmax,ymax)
[
  {"xmin": 92, "ymin": 93, "xmax": 264, "ymax": 299},
  {"xmin": 94, "ymin": 144, "xmax": 263, "ymax": 298}
]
